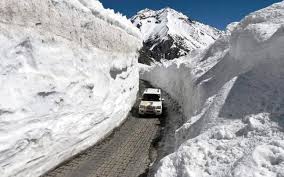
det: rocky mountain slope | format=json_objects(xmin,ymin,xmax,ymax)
[
  {"xmin": 0, "ymin": 0, "xmax": 141, "ymax": 177},
  {"xmin": 131, "ymin": 8, "xmax": 222, "ymax": 64}
]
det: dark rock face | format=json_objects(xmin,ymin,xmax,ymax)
[{"xmin": 138, "ymin": 35, "xmax": 190, "ymax": 65}]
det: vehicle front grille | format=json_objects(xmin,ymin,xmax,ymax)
[
  {"xmin": 146, "ymin": 106, "xmax": 154, "ymax": 110},
  {"xmin": 145, "ymin": 106, "xmax": 154, "ymax": 113}
]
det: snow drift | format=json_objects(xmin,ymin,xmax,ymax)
[
  {"xmin": 141, "ymin": 1, "xmax": 284, "ymax": 176},
  {"xmin": 0, "ymin": 0, "xmax": 141, "ymax": 177}
]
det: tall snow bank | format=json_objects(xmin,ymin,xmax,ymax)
[
  {"xmin": 0, "ymin": 1, "xmax": 142, "ymax": 177},
  {"xmin": 0, "ymin": 0, "xmax": 141, "ymax": 52},
  {"xmin": 141, "ymin": 1, "xmax": 284, "ymax": 176}
]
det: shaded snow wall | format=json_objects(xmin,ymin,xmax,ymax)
[
  {"xmin": 140, "ymin": 61, "xmax": 200, "ymax": 120},
  {"xmin": 141, "ymin": 0, "xmax": 284, "ymax": 143},
  {"xmin": 0, "ymin": 0, "xmax": 142, "ymax": 177},
  {"xmin": 141, "ymin": 2, "xmax": 284, "ymax": 176}
]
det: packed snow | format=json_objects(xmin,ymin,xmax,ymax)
[
  {"xmin": 141, "ymin": 1, "xmax": 284, "ymax": 176},
  {"xmin": 0, "ymin": 0, "xmax": 141, "ymax": 177}
]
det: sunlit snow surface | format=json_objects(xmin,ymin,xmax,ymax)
[
  {"xmin": 141, "ymin": 1, "xmax": 284, "ymax": 177},
  {"xmin": 0, "ymin": 0, "xmax": 141, "ymax": 177}
]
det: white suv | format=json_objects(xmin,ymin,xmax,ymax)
[{"xmin": 139, "ymin": 88, "xmax": 164, "ymax": 116}]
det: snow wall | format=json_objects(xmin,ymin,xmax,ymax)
[
  {"xmin": 0, "ymin": 0, "xmax": 142, "ymax": 177},
  {"xmin": 141, "ymin": 2, "xmax": 284, "ymax": 176}
]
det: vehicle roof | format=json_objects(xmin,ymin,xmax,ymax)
[{"xmin": 143, "ymin": 88, "xmax": 161, "ymax": 94}]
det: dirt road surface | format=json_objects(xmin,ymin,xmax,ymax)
[{"xmin": 42, "ymin": 80, "xmax": 183, "ymax": 177}]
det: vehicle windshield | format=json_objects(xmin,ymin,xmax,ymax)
[{"xmin": 142, "ymin": 94, "xmax": 160, "ymax": 101}]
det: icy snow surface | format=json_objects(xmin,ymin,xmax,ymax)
[
  {"xmin": 0, "ymin": 0, "xmax": 141, "ymax": 177},
  {"xmin": 141, "ymin": 1, "xmax": 284, "ymax": 177}
]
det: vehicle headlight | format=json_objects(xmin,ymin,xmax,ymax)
[
  {"xmin": 139, "ymin": 105, "xmax": 145, "ymax": 109},
  {"xmin": 156, "ymin": 106, "xmax": 162, "ymax": 109}
]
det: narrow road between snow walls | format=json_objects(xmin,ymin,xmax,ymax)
[{"xmin": 42, "ymin": 80, "xmax": 184, "ymax": 177}]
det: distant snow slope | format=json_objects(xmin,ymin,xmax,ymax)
[
  {"xmin": 141, "ymin": 1, "xmax": 284, "ymax": 177},
  {"xmin": 0, "ymin": 0, "xmax": 141, "ymax": 177},
  {"xmin": 132, "ymin": 8, "xmax": 221, "ymax": 64}
]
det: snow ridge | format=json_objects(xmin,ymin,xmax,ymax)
[{"xmin": 0, "ymin": 0, "xmax": 141, "ymax": 52}]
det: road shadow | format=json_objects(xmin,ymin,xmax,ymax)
[
  {"xmin": 130, "ymin": 79, "xmax": 153, "ymax": 118},
  {"xmin": 132, "ymin": 80, "xmax": 170, "ymax": 177},
  {"xmin": 138, "ymin": 169, "xmax": 149, "ymax": 177}
]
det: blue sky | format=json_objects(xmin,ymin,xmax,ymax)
[{"xmin": 99, "ymin": 0, "xmax": 281, "ymax": 30}]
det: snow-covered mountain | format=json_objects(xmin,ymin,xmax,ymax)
[
  {"xmin": 131, "ymin": 8, "xmax": 222, "ymax": 64},
  {"xmin": 0, "ymin": 0, "xmax": 141, "ymax": 177},
  {"xmin": 141, "ymin": 1, "xmax": 284, "ymax": 176}
]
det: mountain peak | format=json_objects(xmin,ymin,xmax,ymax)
[
  {"xmin": 131, "ymin": 7, "xmax": 191, "ymax": 30},
  {"xmin": 137, "ymin": 8, "xmax": 155, "ymax": 15},
  {"xmin": 131, "ymin": 8, "xmax": 222, "ymax": 64},
  {"xmin": 134, "ymin": 7, "xmax": 187, "ymax": 20},
  {"xmin": 162, "ymin": 7, "xmax": 175, "ymax": 12},
  {"xmin": 162, "ymin": 7, "xmax": 186, "ymax": 16}
]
